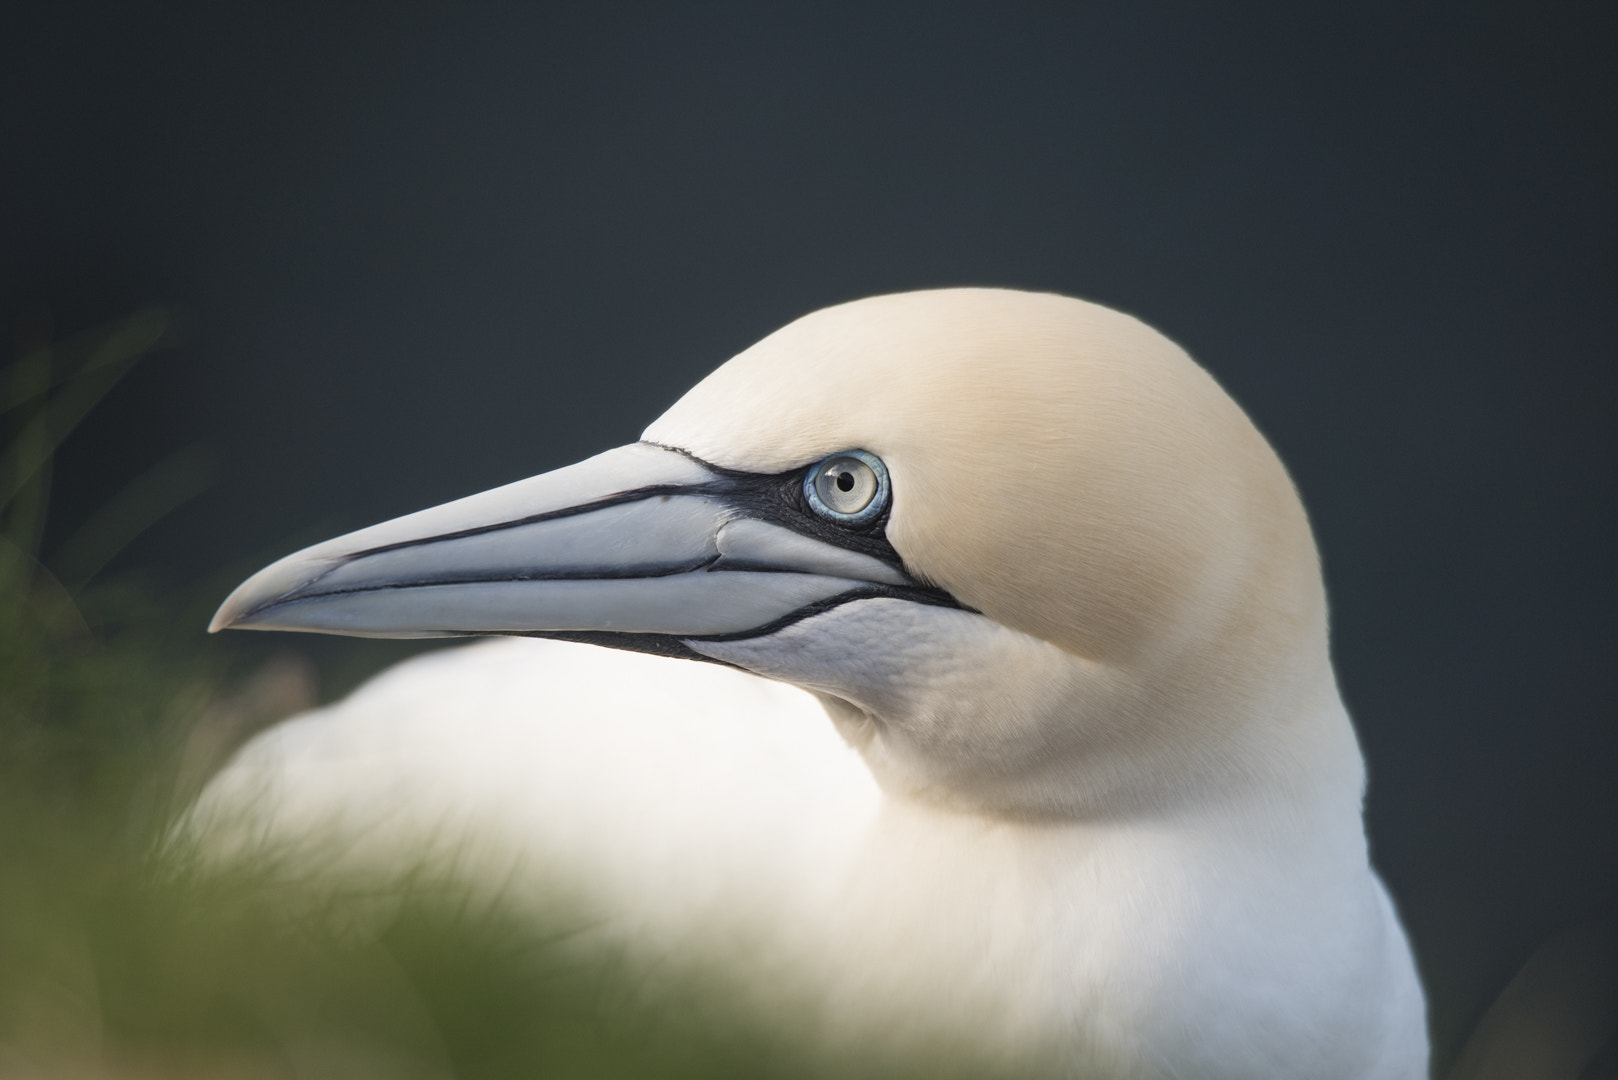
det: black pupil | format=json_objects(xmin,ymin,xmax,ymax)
[{"xmin": 836, "ymin": 471, "xmax": 855, "ymax": 492}]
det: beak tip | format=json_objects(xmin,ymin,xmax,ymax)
[
  {"xmin": 210, "ymin": 552, "xmax": 329, "ymax": 635},
  {"xmin": 209, "ymin": 590, "xmax": 257, "ymax": 633}
]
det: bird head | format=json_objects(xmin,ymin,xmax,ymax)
[{"xmin": 213, "ymin": 289, "xmax": 1357, "ymax": 820}]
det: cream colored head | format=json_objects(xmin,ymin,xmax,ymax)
[
  {"xmin": 215, "ymin": 287, "xmax": 1360, "ymax": 822},
  {"xmin": 648, "ymin": 288, "xmax": 1353, "ymax": 819}
]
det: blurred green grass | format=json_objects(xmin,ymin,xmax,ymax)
[{"xmin": 0, "ymin": 313, "xmax": 962, "ymax": 1080}]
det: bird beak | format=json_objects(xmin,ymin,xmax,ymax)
[{"xmin": 210, "ymin": 441, "xmax": 920, "ymax": 643}]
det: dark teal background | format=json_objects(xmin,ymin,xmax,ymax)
[{"xmin": 4, "ymin": 4, "xmax": 1614, "ymax": 1067}]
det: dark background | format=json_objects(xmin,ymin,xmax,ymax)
[{"xmin": 4, "ymin": 3, "xmax": 1614, "ymax": 1068}]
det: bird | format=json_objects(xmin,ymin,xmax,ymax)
[{"xmin": 200, "ymin": 287, "xmax": 1429, "ymax": 1078}]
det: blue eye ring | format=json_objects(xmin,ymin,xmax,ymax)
[{"xmin": 803, "ymin": 449, "xmax": 890, "ymax": 525}]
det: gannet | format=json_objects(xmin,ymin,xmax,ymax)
[{"xmin": 203, "ymin": 288, "xmax": 1428, "ymax": 1078}]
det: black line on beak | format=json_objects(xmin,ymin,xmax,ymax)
[{"xmin": 513, "ymin": 582, "xmax": 972, "ymax": 666}]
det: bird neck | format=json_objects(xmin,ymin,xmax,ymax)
[{"xmin": 821, "ymin": 633, "xmax": 1367, "ymax": 844}]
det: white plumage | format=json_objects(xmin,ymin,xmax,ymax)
[{"xmin": 200, "ymin": 288, "xmax": 1428, "ymax": 1078}]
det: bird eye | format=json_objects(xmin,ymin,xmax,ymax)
[{"xmin": 803, "ymin": 450, "xmax": 889, "ymax": 524}]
